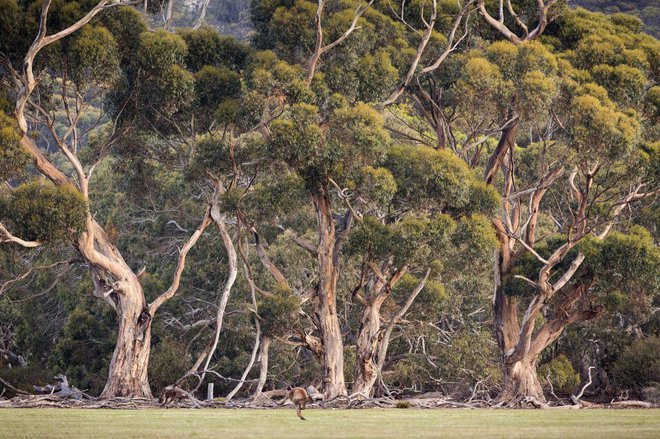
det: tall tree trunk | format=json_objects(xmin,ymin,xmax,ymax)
[
  {"xmin": 78, "ymin": 220, "xmax": 156, "ymax": 399},
  {"xmin": 101, "ymin": 274, "xmax": 153, "ymax": 398},
  {"xmin": 352, "ymin": 299, "xmax": 383, "ymax": 397},
  {"xmin": 312, "ymin": 186, "xmax": 347, "ymax": 398},
  {"xmin": 493, "ymin": 268, "xmax": 520, "ymax": 358},
  {"xmin": 500, "ymin": 356, "xmax": 545, "ymax": 403},
  {"xmin": 253, "ymin": 336, "xmax": 271, "ymax": 397}
]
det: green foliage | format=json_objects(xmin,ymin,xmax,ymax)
[
  {"xmin": 179, "ymin": 27, "xmax": 250, "ymax": 72},
  {"xmin": 98, "ymin": 6, "xmax": 147, "ymax": 67},
  {"xmin": 454, "ymin": 56, "xmax": 508, "ymax": 118},
  {"xmin": 149, "ymin": 336, "xmax": 190, "ymax": 393},
  {"xmin": 384, "ymin": 353, "xmax": 429, "ymax": 390},
  {"xmin": 579, "ymin": 226, "xmax": 660, "ymax": 298},
  {"xmin": 355, "ymin": 166, "xmax": 397, "ymax": 207},
  {"xmin": 4, "ymin": 180, "xmax": 86, "ymax": 243},
  {"xmin": 326, "ymin": 103, "xmax": 390, "ymax": 174},
  {"xmin": 246, "ymin": 56, "xmax": 313, "ymax": 105},
  {"xmin": 452, "ymin": 214, "xmax": 499, "ymax": 262},
  {"xmin": 66, "ymin": 25, "xmax": 120, "ymax": 87},
  {"xmin": 610, "ymin": 12, "xmax": 644, "ymax": 33},
  {"xmin": 466, "ymin": 181, "xmax": 501, "ymax": 217},
  {"xmin": 270, "ymin": 103, "xmax": 389, "ymax": 186},
  {"xmin": 50, "ymin": 302, "xmax": 114, "ymax": 395},
  {"xmin": 269, "ymin": 103, "xmax": 323, "ymax": 168},
  {"xmin": 195, "ymin": 65, "xmax": 242, "ymax": 107},
  {"xmin": 392, "ymin": 272, "xmax": 447, "ymax": 316},
  {"xmin": 265, "ymin": 0, "xmax": 316, "ymax": 63},
  {"xmin": 138, "ymin": 30, "xmax": 188, "ymax": 73},
  {"xmin": 572, "ymin": 1, "xmax": 658, "ymax": 37},
  {"xmin": 0, "ymin": 0, "xmax": 20, "ymax": 55},
  {"xmin": 0, "ymin": 364, "xmax": 54, "ymax": 396},
  {"xmin": 349, "ymin": 214, "xmax": 456, "ymax": 267},
  {"xmin": 591, "ymin": 64, "xmax": 647, "ymax": 107},
  {"xmin": 611, "ymin": 336, "xmax": 660, "ymax": 390},
  {"xmin": 471, "ymin": 40, "xmax": 560, "ymax": 120},
  {"xmin": 153, "ymin": 65, "xmax": 195, "ymax": 116},
  {"xmin": 356, "ymin": 50, "xmax": 399, "ymax": 103},
  {"xmin": 0, "ymin": 110, "xmax": 30, "ymax": 181},
  {"xmin": 538, "ymin": 355, "xmax": 580, "ymax": 395},
  {"xmin": 566, "ymin": 93, "xmax": 640, "ymax": 159},
  {"xmin": 385, "ymin": 145, "xmax": 495, "ymax": 215},
  {"xmin": 243, "ymin": 170, "xmax": 307, "ymax": 220},
  {"xmin": 647, "ymin": 87, "xmax": 660, "ymax": 119},
  {"xmin": 257, "ymin": 286, "xmax": 300, "ymax": 336}
]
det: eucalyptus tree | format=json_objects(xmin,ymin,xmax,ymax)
[
  {"xmin": 479, "ymin": 9, "xmax": 658, "ymax": 404},
  {"xmin": 422, "ymin": 10, "xmax": 656, "ymax": 404},
  {"xmin": 376, "ymin": 3, "xmax": 658, "ymax": 403},
  {"xmin": 0, "ymin": 2, "xmax": 218, "ymax": 398},
  {"xmin": 346, "ymin": 145, "xmax": 499, "ymax": 396},
  {"xmin": 264, "ymin": 101, "xmax": 390, "ymax": 397}
]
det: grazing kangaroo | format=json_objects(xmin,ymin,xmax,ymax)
[{"xmin": 281, "ymin": 386, "xmax": 313, "ymax": 420}]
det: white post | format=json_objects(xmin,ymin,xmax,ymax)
[{"xmin": 207, "ymin": 383, "xmax": 214, "ymax": 401}]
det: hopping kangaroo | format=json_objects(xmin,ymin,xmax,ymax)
[{"xmin": 281, "ymin": 386, "xmax": 313, "ymax": 420}]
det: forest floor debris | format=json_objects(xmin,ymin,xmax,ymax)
[{"xmin": 0, "ymin": 394, "xmax": 655, "ymax": 410}]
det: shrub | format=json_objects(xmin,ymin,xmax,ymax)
[
  {"xmin": 611, "ymin": 336, "xmax": 660, "ymax": 390},
  {"xmin": 538, "ymin": 355, "xmax": 580, "ymax": 395}
]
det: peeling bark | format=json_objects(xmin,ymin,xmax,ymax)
[
  {"xmin": 500, "ymin": 356, "xmax": 545, "ymax": 403},
  {"xmin": 312, "ymin": 186, "xmax": 347, "ymax": 398},
  {"xmin": 100, "ymin": 276, "xmax": 152, "ymax": 398},
  {"xmin": 352, "ymin": 296, "xmax": 386, "ymax": 396},
  {"xmin": 353, "ymin": 268, "xmax": 429, "ymax": 397}
]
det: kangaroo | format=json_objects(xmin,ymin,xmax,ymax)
[{"xmin": 281, "ymin": 386, "xmax": 313, "ymax": 420}]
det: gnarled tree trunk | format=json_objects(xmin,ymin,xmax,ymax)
[
  {"xmin": 352, "ymin": 269, "xmax": 429, "ymax": 397},
  {"xmin": 500, "ymin": 356, "xmax": 544, "ymax": 403},
  {"xmin": 76, "ymin": 220, "xmax": 157, "ymax": 399},
  {"xmin": 352, "ymin": 297, "xmax": 385, "ymax": 397},
  {"xmin": 101, "ymin": 275, "xmax": 152, "ymax": 398},
  {"xmin": 313, "ymin": 186, "xmax": 347, "ymax": 398}
]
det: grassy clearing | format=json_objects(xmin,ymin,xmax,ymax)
[{"xmin": 0, "ymin": 408, "xmax": 658, "ymax": 439}]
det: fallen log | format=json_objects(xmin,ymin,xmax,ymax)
[{"xmin": 33, "ymin": 374, "xmax": 85, "ymax": 400}]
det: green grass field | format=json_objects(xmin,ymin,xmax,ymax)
[{"xmin": 1, "ymin": 408, "xmax": 658, "ymax": 439}]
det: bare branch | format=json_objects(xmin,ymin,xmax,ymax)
[
  {"xmin": 573, "ymin": 366, "xmax": 595, "ymax": 402},
  {"xmin": 551, "ymin": 253, "xmax": 585, "ymax": 294},
  {"xmin": 306, "ymin": 0, "xmax": 376, "ymax": 84},
  {"xmin": 377, "ymin": 268, "xmax": 431, "ymax": 370},
  {"xmin": 148, "ymin": 206, "xmax": 213, "ymax": 314},
  {"xmin": 292, "ymin": 235, "xmax": 318, "ymax": 256},
  {"xmin": 197, "ymin": 193, "xmax": 239, "ymax": 384},
  {"xmin": 0, "ymin": 222, "xmax": 41, "ymax": 248},
  {"xmin": 476, "ymin": 0, "xmax": 558, "ymax": 45},
  {"xmin": 513, "ymin": 275, "xmax": 538, "ymax": 289}
]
